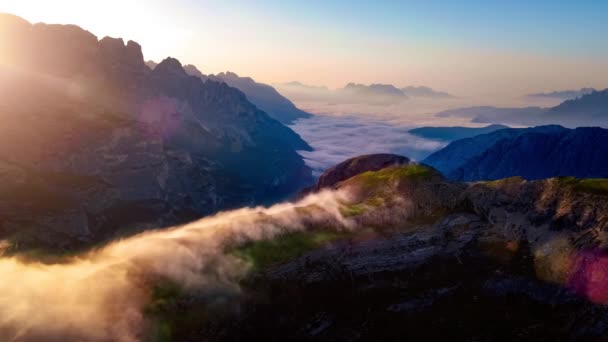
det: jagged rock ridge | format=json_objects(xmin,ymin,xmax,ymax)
[{"xmin": 0, "ymin": 13, "xmax": 313, "ymax": 249}]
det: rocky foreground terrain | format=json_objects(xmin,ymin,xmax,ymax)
[{"xmin": 133, "ymin": 155, "xmax": 608, "ymax": 341}]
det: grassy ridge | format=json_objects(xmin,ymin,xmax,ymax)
[
  {"xmin": 356, "ymin": 164, "xmax": 438, "ymax": 189},
  {"xmin": 233, "ymin": 230, "xmax": 349, "ymax": 271},
  {"xmin": 556, "ymin": 177, "xmax": 608, "ymax": 196}
]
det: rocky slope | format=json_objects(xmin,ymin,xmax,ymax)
[
  {"xmin": 423, "ymin": 125, "xmax": 608, "ymax": 181},
  {"xmin": 140, "ymin": 159, "xmax": 608, "ymax": 341},
  {"xmin": 0, "ymin": 13, "xmax": 313, "ymax": 250},
  {"xmin": 176, "ymin": 64, "xmax": 312, "ymax": 124}
]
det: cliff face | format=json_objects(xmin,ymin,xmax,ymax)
[{"xmin": 0, "ymin": 14, "xmax": 313, "ymax": 249}]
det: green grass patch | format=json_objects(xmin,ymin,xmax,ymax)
[
  {"xmin": 232, "ymin": 230, "xmax": 349, "ymax": 271},
  {"xmin": 341, "ymin": 203, "xmax": 367, "ymax": 217},
  {"xmin": 575, "ymin": 179, "xmax": 608, "ymax": 196},
  {"xmin": 356, "ymin": 164, "xmax": 438, "ymax": 189},
  {"xmin": 556, "ymin": 177, "xmax": 608, "ymax": 196}
]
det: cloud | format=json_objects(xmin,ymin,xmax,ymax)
[
  {"xmin": 0, "ymin": 190, "xmax": 353, "ymax": 342},
  {"xmin": 290, "ymin": 115, "xmax": 446, "ymax": 176}
]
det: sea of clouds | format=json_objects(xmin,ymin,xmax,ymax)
[{"xmin": 290, "ymin": 114, "xmax": 446, "ymax": 176}]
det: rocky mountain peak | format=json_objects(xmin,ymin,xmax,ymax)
[
  {"xmin": 153, "ymin": 57, "xmax": 187, "ymax": 78},
  {"xmin": 314, "ymin": 154, "xmax": 412, "ymax": 191},
  {"xmin": 183, "ymin": 64, "xmax": 207, "ymax": 79},
  {"xmin": 98, "ymin": 37, "xmax": 146, "ymax": 70}
]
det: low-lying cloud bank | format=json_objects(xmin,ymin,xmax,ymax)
[
  {"xmin": 0, "ymin": 190, "xmax": 353, "ymax": 342},
  {"xmin": 290, "ymin": 115, "xmax": 446, "ymax": 176}
]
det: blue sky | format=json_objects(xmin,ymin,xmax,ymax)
[
  {"xmin": 188, "ymin": 0, "xmax": 608, "ymax": 56},
  {"xmin": 1, "ymin": 0, "xmax": 607, "ymax": 96}
]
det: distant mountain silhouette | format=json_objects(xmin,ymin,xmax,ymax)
[
  {"xmin": 147, "ymin": 62, "xmax": 312, "ymax": 124},
  {"xmin": 423, "ymin": 125, "xmax": 608, "ymax": 181},
  {"xmin": 436, "ymin": 89, "xmax": 608, "ymax": 127},
  {"xmin": 339, "ymin": 83, "xmax": 408, "ymax": 104},
  {"xmin": 0, "ymin": 13, "xmax": 312, "ymax": 248},
  {"xmin": 182, "ymin": 64, "xmax": 208, "ymax": 80},
  {"xmin": 527, "ymin": 88, "xmax": 596, "ymax": 101},
  {"xmin": 408, "ymin": 124, "xmax": 509, "ymax": 142},
  {"xmin": 275, "ymin": 81, "xmax": 455, "ymax": 105},
  {"xmin": 278, "ymin": 81, "xmax": 329, "ymax": 91},
  {"xmin": 159, "ymin": 64, "xmax": 312, "ymax": 124},
  {"xmin": 212, "ymin": 71, "xmax": 312, "ymax": 124},
  {"xmin": 550, "ymin": 89, "xmax": 608, "ymax": 118},
  {"xmin": 145, "ymin": 60, "xmax": 158, "ymax": 70},
  {"xmin": 401, "ymin": 86, "xmax": 454, "ymax": 99}
]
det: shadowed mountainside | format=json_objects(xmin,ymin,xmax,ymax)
[
  {"xmin": 166, "ymin": 63, "xmax": 312, "ymax": 124},
  {"xmin": 423, "ymin": 125, "xmax": 608, "ymax": 181},
  {"xmin": 0, "ymin": 13, "xmax": 312, "ymax": 249}
]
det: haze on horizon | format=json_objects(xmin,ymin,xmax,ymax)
[{"xmin": 1, "ymin": 0, "xmax": 607, "ymax": 99}]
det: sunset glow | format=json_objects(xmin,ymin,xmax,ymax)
[{"xmin": 1, "ymin": 0, "xmax": 607, "ymax": 97}]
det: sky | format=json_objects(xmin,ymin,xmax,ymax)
[{"xmin": 1, "ymin": 0, "xmax": 607, "ymax": 97}]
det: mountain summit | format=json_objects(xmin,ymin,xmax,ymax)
[{"xmin": 0, "ymin": 13, "xmax": 313, "ymax": 249}]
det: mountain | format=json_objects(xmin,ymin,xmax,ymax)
[
  {"xmin": 214, "ymin": 71, "xmax": 312, "ymax": 124},
  {"xmin": 145, "ymin": 60, "xmax": 158, "ymax": 70},
  {"xmin": 527, "ymin": 88, "xmax": 596, "ymax": 101},
  {"xmin": 61, "ymin": 158, "xmax": 608, "ymax": 341},
  {"xmin": 436, "ymin": 106, "xmax": 546, "ymax": 125},
  {"xmin": 408, "ymin": 124, "xmax": 509, "ymax": 142},
  {"xmin": 5, "ymin": 147, "xmax": 608, "ymax": 340},
  {"xmin": 423, "ymin": 125, "xmax": 608, "ymax": 181},
  {"xmin": 182, "ymin": 63, "xmax": 208, "ymax": 80},
  {"xmin": 279, "ymin": 81, "xmax": 329, "ymax": 91},
  {"xmin": 436, "ymin": 89, "xmax": 608, "ymax": 127},
  {"xmin": 550, "ymin": 89, "xmax": 608, "ymax": 118},
  {"xmin": 401, "ymin": 86, "xmax": 454, "ymax": 98},
  {"xmin": 0, "ymin": 13, "xmax": 313, "ymax": 249},
  {"xmin": 273, "ymin": 81, "xmax": 334, "ymax": 103},
  {"xmin": 339, "ymin": 83, "xmax": 408, "ymax": 104},
  {"xmin": 312, "ymin": 153, "xmax": 411, "ymax": 191},
  {"xmin": 177, "ymin": 65, "xmax": 312, "ymax": 124},
  {"xmin": 274, "ymin": 82, "xmax": 455, "ymax": 105}
]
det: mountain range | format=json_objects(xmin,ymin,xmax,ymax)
[
  {"xmin": 0, "ymin": 13, "xmax": 313, "ymax": 249},
  {"xmin": 146, "ymin": 63, "xmax": 312, "ymax": 124},
  {"xmin": 423, "ymin": 125, "xmax": 608, "ymax": 181},
  {"xmin": 527, "ymin": 88, "xmax": 596, "ymax": 101},
  {"xmin": 275, "ymin": 81, "xmax": 455, "ymax": 105},
  {"xmin": 436, "ymin": 89, "xmax": 608, "ymax": 127}
]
